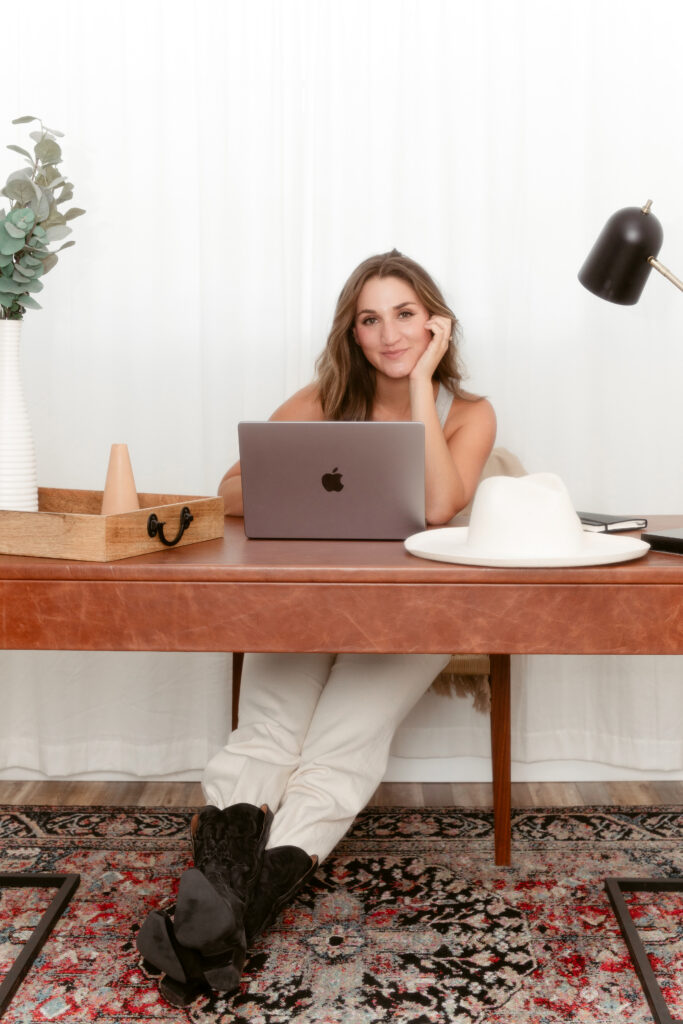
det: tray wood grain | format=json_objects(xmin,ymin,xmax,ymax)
[{"xmin": 0, "ymin": 488, "xmax": 224, "ymax": 561}]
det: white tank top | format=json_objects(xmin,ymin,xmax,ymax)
[{"xmin": 435, "ymin": 382, "xmax": 454, "ymax": 429}]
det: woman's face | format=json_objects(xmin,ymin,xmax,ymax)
[{"xmin": 353, "ymin": 275, "xmax": 432, "ymax": 379}]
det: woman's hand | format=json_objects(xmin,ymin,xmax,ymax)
[{"xmin": 410, "ymin": 315, "xmax": 452, "ymax": 382}]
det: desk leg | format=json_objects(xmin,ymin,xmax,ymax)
[
  {"xmin": 490, "ymin": 654, "xmax": 511, "ymax": 866},
  {"xmin": 231, "ymin": 652, "xmax": 244, "ymax": 731}
]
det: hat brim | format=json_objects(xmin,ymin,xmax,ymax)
[{"xmin": 404, "ymin": 527, "xmax": 650, "ymax": 567}]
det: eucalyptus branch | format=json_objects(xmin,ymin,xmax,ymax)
[{"xmin": 0, "ymin": 116, "xmax": 85, "ymax": 320}]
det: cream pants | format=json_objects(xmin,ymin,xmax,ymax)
[{"xmin": 202, "ymin": 651, "xmax": 450, "ymax": 862}]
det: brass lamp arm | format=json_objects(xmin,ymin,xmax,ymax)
[{"xmin": 648, "ymin": 256, "xmax": 683, "ymax": 293}]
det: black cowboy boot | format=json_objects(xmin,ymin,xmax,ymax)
[
  {"xmin": 159, "ymin": 843, "xmax": 317, "ymax": 1002},
  {"xmin": 137, "ymin": 841, "xmax": 316, "ymax": 1008},
  {"xmin": 136, "ymin": 909, "xmax": 211, "ymax": 1005},
  {"xmin": 244, "ymin": 845, "xmax": 318, "ymax": 946},
  {"xmin": 137, "ymin": 803, "xmax": 272, "ymax": 996},
  {"xmin": 174, "ymin": 803, "xmax": 273, "ymax": 962},
  {"xmin": 137, "ymin": 907, "xmax": 246, "ymax": 1004}
]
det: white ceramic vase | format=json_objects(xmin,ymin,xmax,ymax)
[{"xmin": 0, "ymin": 319, "xmax": 39, "ymax": 512}]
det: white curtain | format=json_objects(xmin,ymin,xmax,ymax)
[{"xmin": 1, "ymin": 0, "xmax": 682, "ymax": 782}]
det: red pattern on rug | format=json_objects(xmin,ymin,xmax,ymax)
[{"xmin": 1, "ymin": 805, "xmax": 682, "ymax": 1022}]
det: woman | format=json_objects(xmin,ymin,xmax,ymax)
[{"xmin": 137, "ymin": 250, "xmax": 496, "ymax": 1007}]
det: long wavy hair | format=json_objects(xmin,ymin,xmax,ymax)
[{"xmin": 315, "ymin": 249, "xmax": 470, "ymax": 421}]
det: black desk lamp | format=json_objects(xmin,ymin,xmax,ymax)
[
  {"xmin": 579, "ymin": 199, "xmax": 683, "ymax": 553},
  {"xmin": 579, "ymin": 199, "xmax": 683, "ymax": 303},
  {"xmin": 579, "ymin": 199, "xmax": 683, "ymax": 1024}
]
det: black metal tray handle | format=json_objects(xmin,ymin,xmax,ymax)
[{"xmin": 147, "ymin": 506, "xmax": 194, "ymax": 547}]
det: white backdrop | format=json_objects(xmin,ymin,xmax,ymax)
[{"xmin": 1, "ymin": 0, "xmax": 681, "ymax": 782}]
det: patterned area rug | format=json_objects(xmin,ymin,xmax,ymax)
[{"xmin": 1, "ymin": 804, "xmax": 682, "ymax": 1023}]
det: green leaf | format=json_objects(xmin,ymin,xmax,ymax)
[
  {"xmin": 30, "ymin": 190, "xmax": 50, "ymax": 223},
  {"xmin": 44, "ymin": 126, "xmax": 65, "ymax": 138},
  {"xmin": 36, "ymin": 165, "xmax": 62, "ymax": 186},
  {"xmin": 0, "ymin": 276, "xmax": 26, "ymax": 294},
  {"xmin": 6, "ymin": 144, "xmax": 32, "ymax": 159},
  {"xmin": 40, "ymin": 253, "xmax": 58, "ymax": 273},
  {"xmin": 0, "ymin": 222, "xmax": 25, "ymax": 255},
  {"xmin": 0, "ymin": 252, "xmax": 13, "ymax": 267},
  {"xmin": 55, "ymin": 184, "xmax": 74, "ymax": 205},
  {"xmin": 35, "ymin": 138, "xmax": 62, "ymax": 165},
  {"xmin": 25, "ymin": 277, "xmax": 43, "ymax": 293},
  {"xmin": 42, "ymin": 204, "xmax": 67, "ymax": 229},
  {"xmin": 12, "ymin": 116, "xmax": 39, "ymax": 125},
  {"xmin": 6, "ymin": 168, "xmax": 33, "ymax": 181},
  {"xmin": 21, "ymin": 254, "xmax": 42, "ymax": 267},
  {"xmin": 44, "ymin": 224, "xmax": 71, "ymax": 242},
  {"xmin": 2, "ymin": 178, "xmax": 35, "ymax": 204},
  {"xmin": 14, "ymin": 263, "xmax": 36, "ymax": 278},
  {"xmin": 3, "ymin": 220, "xmax": 26, "ymax": 239},
  {"xmin": 64, "ymin": 207, "xmax": 86, "ymax": 221},
  {"xmin": 20, "ymin": 294, "xmax": 41, "ymax": 309},
  {"xmin": 53, "ymin": 240, "xmax": 75, "ymax": 253},
  {"xmin": 8, "ymin": 207, "xmax": 35, "ymax": 231}
]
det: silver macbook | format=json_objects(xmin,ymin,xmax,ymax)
[{"xmin": 238, "ymin": 421, "xmax": 425, "ymax": 539}]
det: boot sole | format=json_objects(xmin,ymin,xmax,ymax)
[
  {"xmin": 202, "ymin": 957, "xmax": 243, "ymax": 992},
  {"xmin": 159, "ymin": 974, "xmax": 209, "ymax": 1008},
  {"xmin": 138, "ymin": 907, "xmax": 242, "ymax": 997},
  {"xmin": 136, "ymin": 910, "xmax": 188, "ymax": 983},
  {"xmin": 174, "ymin": 867, "xmax": 240, "ymax": 953}
]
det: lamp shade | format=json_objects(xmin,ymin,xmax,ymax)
[{"xmin": 578, "ymin": 205, "xmax": 663, "ymax": 305}]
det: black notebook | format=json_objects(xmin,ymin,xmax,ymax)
[
  {"xmin": 578, "ymin": 512, "xmax": 648, "ymax": 533},
  {"xmin": 641, "ymin": 527, "xmax": 683, "ymax": 555}
]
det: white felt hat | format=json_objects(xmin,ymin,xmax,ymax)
[{"xmin": 405, "ymin": 472, "xmax": 649, "ymax": 567}]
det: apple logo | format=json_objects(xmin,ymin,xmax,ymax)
[{"xmin": 322, "ymin": 467, "xmax": 343, "ymax": 492}]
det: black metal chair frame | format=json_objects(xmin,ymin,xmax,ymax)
[
  {"xmin": 0, "ymin": 873, "xmax": 80, "ymax": 1017},
  {"xmin": 605, "ymin": 877, "xmax": 683, "ymax": 1024}
]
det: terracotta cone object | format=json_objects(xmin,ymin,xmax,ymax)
[{"xmin": 101, "ymin": 443, "xmax": 140, "ymax": 514}]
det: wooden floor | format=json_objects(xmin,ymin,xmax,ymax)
[{"xmin": 0, "ymin": 779, "xmax": 681, "ymax": 808}]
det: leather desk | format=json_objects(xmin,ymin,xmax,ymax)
[{"xmin": 1, "ymin": 514, "xmax": 682, "ymax": 866}]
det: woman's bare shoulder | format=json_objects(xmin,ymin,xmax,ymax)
[
  {"xmin": 270, "ymin": 382, "xmax": 324, "ymax": 421},
  {"xmin": 445, "ymin": 391, "xmax": 496, "ymax": 434}
]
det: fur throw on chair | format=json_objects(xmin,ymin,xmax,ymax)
[{"xmin": 428, "ymin": 446, "xmax": 526, "ymax": 712}]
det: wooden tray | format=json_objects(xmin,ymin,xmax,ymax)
[{"xmin": 0, "ymin": 488, "xmax": 225, "ymax": 561}]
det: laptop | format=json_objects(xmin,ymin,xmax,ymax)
[{"xmin": 238, "ymin": 421, "xmax": 425, "ymax": 539}]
